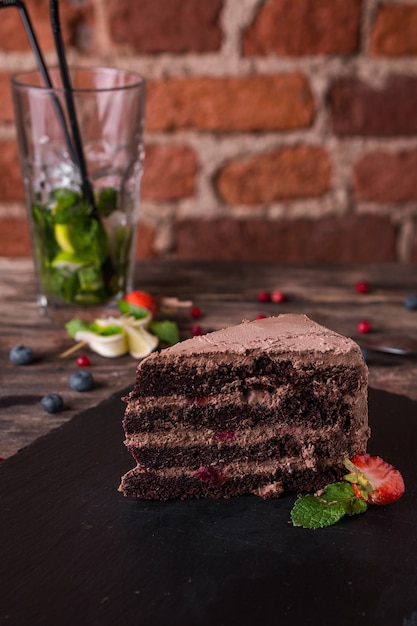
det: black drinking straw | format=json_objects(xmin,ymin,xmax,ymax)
[
  {"xmin": 49, "ymin": 0, "xmax": 97, "ymax": 216},
  {"xmin": 0, "ymin": 0, "xmax": 76, "ymax": 164}
]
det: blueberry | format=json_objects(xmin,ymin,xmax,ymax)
[
  {"xmin": 69, "ymin": 370, "xmax": 94, "ymax": 392},
  {"xmin": 9, "ymin": 345, "xmax": 35, "ymax": 366},
  {"xmin": 404, "ymin": 294, "xmax": 417, "ymax": 310},
  {"xmin": 41, "ymin": 393, "xmax": 64, "ymax": 414}
]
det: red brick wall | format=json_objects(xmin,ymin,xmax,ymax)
[{"xmin": 1, "ymin": 0, "xmax": 417, "ymax": 262}]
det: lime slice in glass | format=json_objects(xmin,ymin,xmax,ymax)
[
  {"xmin": 54, "ymin": 224, "xmax": 76, "ymax": 253},
  {"xmin": 51, "ymin": 251, "xmax": 87, "ymax": 272}
]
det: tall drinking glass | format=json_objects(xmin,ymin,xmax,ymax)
[{"xmin": 11, "ymin": 67, "xmax": 146, "ymax": 320}]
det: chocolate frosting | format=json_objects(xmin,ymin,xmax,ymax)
[{"xmin": 155, "ymin": 314, "xmax": 363, "ymax": 363}]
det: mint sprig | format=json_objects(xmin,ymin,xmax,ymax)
[
  {"xmin": 65, "ymin": 318, "xmax": 90, "ymax": 339},
  {"xmin": 65, "ymin": 318, "xmax": 123, "ymax": 338},
  {"xmin": 118, "ymin": 298, "xmax": 181, "ymax": 345},
  {"xmin": 118, "ymin": 299, "xmax": 150, "ymax": 319},
  {"xmin": 149, "ymin": 320, "xmax": 181, "ymax": 346},
  {"xmin": 291, "ymin": 482, "xmax": 368, "ymax": 529}
]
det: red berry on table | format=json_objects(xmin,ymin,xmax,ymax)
[
  {"xmin": 255, "ymin": 314, "xmax": 267, "ymax": 320},
  {"xmin": 191, "ymin": 325, "xmax": 203, "ymax": 336},
  {"xmin": 357, "ymin": 320, "xmax": 371, "ymax": 334},
  {"xmin": 257, "ymin": 291, "xmax": 270, "ymax": 303},
  {"xmin": 270, "ymin": 290, "xmax": 286, "ymax": 303},
  {"xmin": 0, "ymin": 457, "xmax": 4, "ymax": 463},
  {"xmin": 356, "ymin": 281, "xmax": 370, "ymax": 294},
  {"xmin": 77, "ymin": 355, "xmax": 91, "ymax": 367},
  {"xmin": 345, "ymin": 454, "xmax": 405, "ymax": 505},
  {"xmin": 190, "ymin": 306, "xmax": 202, "ymax": 319}
]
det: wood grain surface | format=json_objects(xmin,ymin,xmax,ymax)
[{"xmin": 2, "ymin": 257, "xmax": 417, "ymax": 459}]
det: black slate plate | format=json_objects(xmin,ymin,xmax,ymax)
[{"xmin": 0, "ymin": 388, "xmax": 416, "ymax": 626}]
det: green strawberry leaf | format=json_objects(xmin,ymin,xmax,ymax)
[{"xmin": 149, "ymin": 320, "xmax": 180, "ymax": 345}]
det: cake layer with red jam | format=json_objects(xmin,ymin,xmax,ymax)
[{"xmin": 119, "ymin": 314, "xmax": 369, "ymax": 500}]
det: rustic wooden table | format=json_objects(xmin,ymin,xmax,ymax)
[{"xmin": 1, "ymin": 257, "xmax": 417, "ymax": 459}]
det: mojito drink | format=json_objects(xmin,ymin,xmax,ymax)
[{"xmin": 32, "ymin": 187, "xmax": 134, "ymax": 306}]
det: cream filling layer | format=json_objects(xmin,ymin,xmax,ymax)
[
  {"xmin": 124, "ymin": 422, "xmax": 367, "ymax": 449},
  {"xmin": 127, "ymin": 378, "xmax": 363, "ymax": 409},
  {"xmin": 125, "ymin": 452, "xmax": 344, "ymax": 479}
]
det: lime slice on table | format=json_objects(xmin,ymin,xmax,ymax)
[
  {"xmin": 121, "ymin": 313, "xmax": 152, "ymax": 328},
  {"xmin": 123, "ymin": 324, "xmax": 159, "ymax": 359},
  {"xmin": 75, "ymin": 329, "xmax": 128, "ymax": 358},
  {"xmin": 96, "ymin": 316, "xmax": 158, "ymax": 358},
  {"xmin": 72, "ymin": 316, "xmax": 158, "ymax": 359}
]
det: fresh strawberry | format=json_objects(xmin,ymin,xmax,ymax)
[
  {"xmin": 124, "ymin": 290, "xmax": 157, "ymax": 317},
  {"xmin": 344, "ymin": 454, "xmax": 405, "ymax": 505}
]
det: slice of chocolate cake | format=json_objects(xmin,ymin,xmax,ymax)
[{"xmin": 119, "ymin": 314, "xmax": 369, "ymax": 500}]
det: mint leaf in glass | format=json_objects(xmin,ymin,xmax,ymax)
[{"xmin": 96, "ymin": 187, "xmax": 118, "ymax": 217}]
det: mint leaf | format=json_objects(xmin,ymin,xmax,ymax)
[
  {"xmin": 290, "ymin": 482, "xmax": 368, "ymax": 529},
  {"xmin": 149, "ymin": 320, "xmax": 180, "ymax": 345},
  {"xmin": 52, "ymin": 188, "xmax": 81, "ymax": 213},
  {"xmin": 348, "ymin": 495, "xmax": 368, "ymax": 516},
  {"xmin": 291, "ymin": 494, "xmax": 347, "ymax": 529},
  {"xmin": 320, "ymin": 482, "xmax": 368, "ymax": 516},
  {"xmin": 66, "ymin": 318, "xmax": 123, "ymax": 339},
  {"xmin": 96, "ymin": 187, "xmax": 118, "ymax": 217},
  {"xmin": 320, "ymin": 482, "xmax": 353, "ymax": 500},
  {"xmin": 118, "ymin": 299, "xmax": 149, "ymax": 319},
  {"xmin": 89, "ymin": 322, "xmax": 123, "ymax": 336},
  {"xmin": 320, "ymin": 482, "xmax": 352, "ymax": 505},
  {"xmin": 65, "ymin": 318, "xmax": 90, "ymax": 339}
]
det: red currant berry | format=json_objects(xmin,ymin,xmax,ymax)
[
  {"xmin": 270, "ymin": 290, "xmax": 286, "ymax": 303},
  {"xmin": 213, "ymin": 430, "xmax": 236, "ymax": 442},
  {"xmin": 356, "ymin": 281, "xmax": 370, "ymax": 294},
  {"xmin": 0, "ymin": 457, "xmax": 4, "ymax": 463},
  {"xmin": 194, "ymin": 465, "xmax": 226, "ymax": 486},
  {"xmin": 255, "ymin": 314, "xmax": 267, "ymax": 320},
  {"xmin": 191, "ymin": 325, "xmax": 203, "ymax": 336},
  {"xmin": 77, "ymin": 355, "xmax": 91, "ymax": 367},
  {"xmin": 357, "ymin": 320, "xmax": 371, "ymax": 334},
  {"xmin": 190, "ymin": 306, "xmax": 202, "ymax": 319},
  {"xmin": 257, "ymin": 291, "xmax": 270, "ymax": 303}
]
